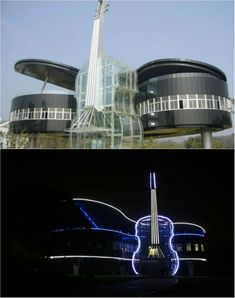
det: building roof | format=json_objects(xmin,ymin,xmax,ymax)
[
  {"xmin": 15, "ymin": 59, "xmax": 79, "ymax": 91},
  {"xmin": 137, "ymin": 58, "xmax": 227, "ymax": 85}
]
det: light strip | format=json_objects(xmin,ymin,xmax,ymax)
[
  {"xmin": 179, "ymin": 258, "xmax": 207, "ymax": 262},
  {"xmin": 173, "ymin": 222, "xmax": 206, "ymax": 233},
  {"xmin": 153, "ymin": 172, "xmax": 156, "ymax": 189},
  {"xmin": 131, "ymin": 215, "xmax": 179, "ymax": 276},
  {"xmin": 79, "ymin": 206, "xmax": 99, "ymax": 229},
  {"xmin": 174, "ymin": 233, "xmax": 205, "ymax": 237},
  {"xmin": 72, "ymin": 198, "xmax": 136, "ymax": 223},
  {"xmin": 49, "ymin": 255, "xmax": 133, "ymax": 261}
]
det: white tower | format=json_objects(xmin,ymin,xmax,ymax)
[
  {"xmin": 148, "ymin": 172, "xmax": 165, "ymax": 259},
  {"xmin": 70, "ymin": 0, "xmax": 143, "ymax": 149},
  {"xmin": 85, "ymin": 0, "xmax": 109, "ymax": 109}
]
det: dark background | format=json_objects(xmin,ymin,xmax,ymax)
[{"xmin": 1, "ymin": 149, "xmax": 234, "ymax": 278}]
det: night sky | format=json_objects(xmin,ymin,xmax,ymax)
[{"xmin": 2, "ymin": 149, "xmax": 234, "ymax": 277}]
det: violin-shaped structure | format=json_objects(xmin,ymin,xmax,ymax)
[
  {"xmin": 132, "ymin": 172, "xmax": 179, "ymax": 276},
  {"xmin": 70, "ymin": 0, "xmax": 143, "ymax": 148}
]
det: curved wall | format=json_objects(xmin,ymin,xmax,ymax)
[
  {"xmin": 136, "ymin": 59, "xmax": 232, "ymax": 136},
  {"xmin": 9, "ymin": 93, "xmax": 76, "ymax": 133}
]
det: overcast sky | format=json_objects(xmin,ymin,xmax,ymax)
[{"xmin": 1, "ymin": 0, "xmax": 234, "ymax": 133}]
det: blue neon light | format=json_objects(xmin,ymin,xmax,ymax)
[
  {"xmin": 73, "ymin": 198, "xmax": 136, "ymax": 223},
  {"xmin": 174, "ymin": 233, "xmax": 205, "ymax": 237},
  {"xmin": 131, "ymin": 215, "xmax": 179, "ymax": 276},
  {"xmin": 79, "ymin": 207, "xmax": 99, "ymax": 229}
]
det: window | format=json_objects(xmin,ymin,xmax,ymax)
[
  {"xmin": 188, "ymin": 100, "xmax": 197, "ymax": 108},
  {"xmin": 207, "ymin": 99, "xmax": 213, "ymax": 109},
  {"xmin": 179, "ymin": 100, "xmax": 183, "ymax": 109},
  {"xmin": 170, "ymin": 100, "xmax": 178, "ymax": 110},
  {"xmin": 198, "ymin": 100, "xmax": 206, "ymax": 108},
  {"xmin": 176, "ymin": 243, "xmax": 183, "ymax": 251},
  {"xmin": 186, "ymin": 243, "xmax": 192, "ymax": 251},
  {"xmin": 195, "ymin": 243, "xmax": 199, "ymax": 251},
  {"xmin": 162, "ymin": 101, "xmax": 169, "ymax": 111},
  {"xmin": 201, "ymin": 244, "xmax": 204, "ymax": 252}
]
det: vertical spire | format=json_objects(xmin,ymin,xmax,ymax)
[
  {"xmin": 150, "ymin": 172, "xmax": 159, "ymax": 245},
  {"xmin": 85, "ymin": 0, "xmax": 109, "ymax": 109}
]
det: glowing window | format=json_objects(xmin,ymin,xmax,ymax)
[
  {"xmin": 201, "ymin": 244, "xmax": 204, "ymax": 252},
  {"xmin": 186, "ymin": 243, "xmax": 192, "ymax": 251},
  {"xmin": 176, "ymin": 243, "xmax": 183, "ymax": 251},
  {"xmin": 195, "ymin": 243, "xmax": 199, "ymax": 251}
]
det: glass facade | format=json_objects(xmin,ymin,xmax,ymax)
[
  {"xmin": 70, "ymin": 56, "xmax": 143, "ymax": 149},
  {"xmin": 137, "ymin": 94, "xmax": 231, "ymax": 116}
]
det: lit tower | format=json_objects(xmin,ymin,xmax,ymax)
[
  {"xmin": 148, "ymin": 172, "xmax": 165, "ymax": 259},
  {"xmin": 70, "ymin": 0, "xmax": 143, "ymax": 149}
]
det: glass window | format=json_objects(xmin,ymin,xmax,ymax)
[
  {"xmin": 195, "ymin": 243, "xmax": 199, "ymax": 251},
  {"xmin": 162, "ymin": 101, "xmax": 169, "ymax": 111},
  {"xmin": 207, "ymin": 99, "xmax": 213, "ymax": 109},
  {"xmin": 41, "ymin": 111, "xmax": 48, "ymax": 119},
  {"xmin": 201, "ymin": 244, "xmax": 204, "ymax": 252},
  {"xmin": 176, "ymin": 243, "xmax": 183, "ymax": 251},
  {"xmin": 188, "ymin": 100, "xmax": 197, "ymax": 108},
  {"xmin": 188, "ymin": 94, "xmax": 197, "ymax": 99},
  {"xmin": 198, "ymin": 94, "xmax": 205, "ymax": 99},
  {"xmin": 122, "ymin": 117, "xmax": 131, "ymax": 136},
  {"xmin": 186, "ymin": 243, "xmax": 191, "ymax": 251},
  {"xmin": 170, "ymin": 100, "xmax": 178, "ymax": 110},
  {"xmin": 198, "ymin": 100, "xmax": 206, "ymax": 108},
  {"xmin": 34, "ymin": 108, "xmax": 41, "ymax": 119},
  {"xmin": 215, "ymin": 100, "xmax": 220, "ymax": 110}
]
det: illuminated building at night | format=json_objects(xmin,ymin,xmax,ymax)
[
  {"xmin": 47, "ymin": 173, "xmax": 207, "ymax": 276},
  {"xmin": 8, "ymin": 0, "xmax": 232, "ymax": 148}
]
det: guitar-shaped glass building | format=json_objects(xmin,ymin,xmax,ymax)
[{"xmin": 70, "ymin": 0, "xmax": 143, "ymax": 148}]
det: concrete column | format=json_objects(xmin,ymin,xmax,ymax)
[{"xmin": 201, "ymin": 129, "xmax": 213, "ymax": 149}]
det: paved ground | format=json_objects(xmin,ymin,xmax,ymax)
[
  {"xmin": 91, "ymin": 277, "xmax": 178, "ymax": 296},
  {"xmin": 2, "ymin": 274, "xmax": 234, "ymax": 297},
  {"xmin": 149, "ymin": 276, "xmax": 234, "ymax": 297}
]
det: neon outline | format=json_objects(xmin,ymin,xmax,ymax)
[
  {"xmin": 131, "ymin": 215, "xmax": 179, "ymax": 276},
  {"xmin": 79, "ymin": 207, "xmax": 99, "ymax": 228},
  {"xmin": 179, "ymin": 258, "xmax": 207, "ymax": 262},
  {"xmin": 153, "ymin": 172, "xmax": 156, "ymax": 189},
  {"xmin": 49, "ymin": 255, "xmax": 133, "ymax": 261},
  {"xmin": 72, "ymin": 198, "xmax": 136, "ymax": 223},
  {"xmin": 174, "ymin": 233, "xmax": 205, "ymax": 237},
  {"xmin": 173, "ymin": 222, "xmax": 206, "ymax": 233}
]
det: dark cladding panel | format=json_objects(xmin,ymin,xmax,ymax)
[
  {"xmin": 11, "ymin": 93, "xmax": 76, "ymax": 111},
  {"xmin": 142, "ymin": 109, "xmax": 232, "ymax": 132},
  {"xmin": 10, "ymin": 93, "xmax": 77, "ymax": 133},
  {"xmin": 149, "ymin": 75, "xmax": 228, "ymax": 97}
]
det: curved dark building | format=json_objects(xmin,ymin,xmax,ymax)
[
  {"xmin": 47, "ymin": 198, "xmax": 206, "ymax": 276},
  {"xmin": 135, "ymin": 58, "xmax": 232, "ymax": 143},
  {"xmin": 9, "ymin": 59, "xmax": 78, "ymax": 134},
  {"xmin": 48, "ymin": 198, "xmax": 138, "ymax": 275},
  {"xmin": 10, "ymin": 93, "xmax": 76, "ymax": 133},
  {"xmin": 15, "ymin": 59, "xmax": 79, "ymax": 91},
  {"xmin": 172, "ymin": 222, "xmax": 207, "ymax": 276}
]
